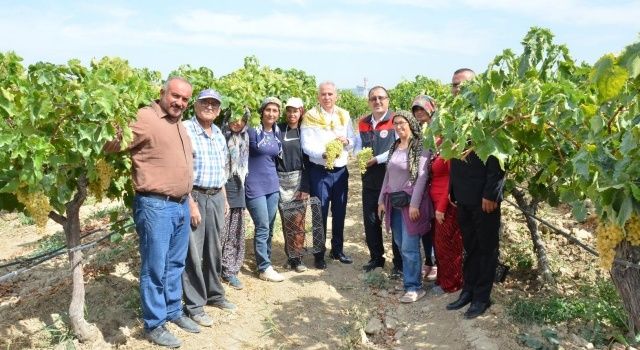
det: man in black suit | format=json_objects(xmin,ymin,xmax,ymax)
[{"xmin": 446, "ymin": 68, "xmax": 506, "ymax": 319}]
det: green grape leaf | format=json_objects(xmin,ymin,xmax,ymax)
[
  {"xmin": 619, "ymin": 129, "xmax": 637, "ymax": 155},
  {"xmin": 618, "ymin": 42, "xmax": 640, "ymax": 79},
  {"xmin": 571, "ymin": 150, "xmax": 590, "ymax": 179},
  {"xmin": 591, "ymin": 54, "xmax": 628, "ymax": 102},
  {"xmin": 616, "ymin": 194, "xmax": 632, "ymax": 226},
  {"xmin": 571, "ymin": 200, "xmax": 588, "ymax": 222},
  {"xmin": 630, "ymin": 183, "xmax": 640, "ymax": 201}
]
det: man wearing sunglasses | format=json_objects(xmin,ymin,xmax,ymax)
[
  {"xmin": 446, "ymin": 68, "xmax": 506, "ymax": 319},
  {"xmin": 354, "ymin": 86, "xmax": 403, "ymax": 277}
]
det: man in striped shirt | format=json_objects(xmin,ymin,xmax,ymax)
[{"xmin": 182, "ymin": 89, "xmax": 236, "ymax": 329}]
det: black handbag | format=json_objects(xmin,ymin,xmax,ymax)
[{"xmin": 389, "ymin": 191, "xmax": 411, "ymax": 208}]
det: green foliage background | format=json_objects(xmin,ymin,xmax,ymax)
[{"xmin": 0, "ymin": 26, "xmax": 638, "ymax": 237}]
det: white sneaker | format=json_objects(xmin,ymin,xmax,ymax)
[
  {"xmin": 259, "ymin": 266, "xmax": 284, "ymax": 282},
  {"xmin": 399, "ymin": 289, "xmax": 426, "ymax": 303}
]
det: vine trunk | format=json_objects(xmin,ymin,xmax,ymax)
[
  {"xmin": 63, "ymin": 176, "xmax": 100, "ymax": 342},
  {"xmin": 610, "ymin": 241, "xmax": 640, "ymax": 335},
  {"xmin": 511, "ymin": 189, "xmax": 554, "ymax": 284}
]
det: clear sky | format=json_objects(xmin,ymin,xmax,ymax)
[{"xmin": 1, "ymin": 0, "xmax": 638, "ymax": 89}]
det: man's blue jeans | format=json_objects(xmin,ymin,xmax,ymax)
[
  {"xmin": 391, "ymin": 208, "xmax": 423, "ymax": 292},
  {"xmin": 246, "ymin": 192, "xmax": 280, "ymax": 272},
  {"xmin": 133, "ymin": 194, "xmax": 190, "ymax": 331}
]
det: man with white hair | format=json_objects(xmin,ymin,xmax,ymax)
[{"xmin": 300, "ymin": 82, "xmax": 355, "ymax": 269}]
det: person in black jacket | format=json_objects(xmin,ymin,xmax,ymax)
[
  {"xmin": 277, "ymin": 97, "xmax": 311, "ymax": 272},
  {"xmin": 354, "ymin": 86, "xmax": 403, "ymax": 276},
  {"xmin": 446, "ymin": 68, "xmax": 506, "ymax": 319}
]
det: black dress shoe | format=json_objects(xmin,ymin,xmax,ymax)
[
  {"xmin": 362, "ymin": 259, "xmax": 385, "ymax": 272},
  {"xmin": 446, "ymin": 291, "xmax": 472, "ymax": 310},
  {"xmin": 314, "ymin": 257, "xmax": 327, "ymax": 269},
  {"xmin": 464, "ymin": 301, "xmax": 492, "ymax": 319},
  {"xmin": 330, "ymin": 252, "xmax": 353, "ymax": 264}
]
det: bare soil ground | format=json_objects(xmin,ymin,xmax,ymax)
[{"xmin": 0, "ymin": 160, "xmax": 603, "ymax": 349}]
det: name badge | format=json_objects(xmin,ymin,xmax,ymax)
[{"xmin": 380, "ymin": 130, "xmax": 389, "ymax": 138}]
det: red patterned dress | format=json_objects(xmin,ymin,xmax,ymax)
[{"xmin": 429, "ymin": 154, "xmax": 463, "ymax": 292}]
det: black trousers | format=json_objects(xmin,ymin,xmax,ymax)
[
  {"xmin": 362, "ymin": 187, "xmax": 402, "ymax": 269},
  {"xmin": 421, "ymin": 221, "xmax": 436, "ymax": 266},
  {"xmin": 457, "ymin": 203, "xmax": 500, "ymax": 303}
]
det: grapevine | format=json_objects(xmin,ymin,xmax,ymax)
[
  {"xmin": 357, "ymin": 147, "xmax": 373, "ymax": 174},
  {"xmin": 324, "ymin": 139, "xmax": 343, "ymax": 170}
]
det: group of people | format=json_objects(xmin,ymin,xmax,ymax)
[
  {"xmin": 106, "ymin": 68, "xmax": 505, "ymax": 348},
  {"xmin": 359, "ymin": 69, "xmax": 505, "ymax": 315}
]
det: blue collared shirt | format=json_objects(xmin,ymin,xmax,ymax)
[{"xmin": 183, "ymin": 118, "xmax": 228, "ymax": 189}]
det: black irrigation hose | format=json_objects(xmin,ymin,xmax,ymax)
[
  {"xmin": 0, "ymin": 249, "xmax": 68, "ymax": 284},
  {"xmin": 504, "ymin": 198, "xmax": 640, "ymax": 270},
  {"xmin": 0, "ymin": 221, "xmax": 135, "ymax": 284},
  {"xmin": 0, "ymin": 218, "xmax": 129, "ymax": 269}
]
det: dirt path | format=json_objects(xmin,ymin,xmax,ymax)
[{"xmin": 0, "ymin": 161, "xmax": 525, "ymax": 349}]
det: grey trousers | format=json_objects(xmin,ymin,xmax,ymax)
[{"xmin": 182, "ymin": 190, "xmax": 226, "ymax": 316}]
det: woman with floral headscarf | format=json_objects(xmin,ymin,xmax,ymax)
[
  {"xmin": 246, "ymin": 97, "xmax": 285, "ymax": 282},
  {"xmin": 412, "ymin": 95, "xmax": 438, "ymax": 281},
  {"xmin": 220, "ymin": 109, "xmax": 250, "ymax": 290},
  {"xmin": 412, "ymin": 95, "xmax": 463, "ymax": 293},
  {"xmin": 377, "ymin": 110, "xmax": 433, "ymax": 303}
]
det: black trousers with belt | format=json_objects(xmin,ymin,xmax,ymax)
[
  {"xmin": 362, "ymin": 187, "xmax": 402, "ymax": 269},
  {"xmin": 456, "ymin": 203, "xmax": 500, "ymax": 303}
]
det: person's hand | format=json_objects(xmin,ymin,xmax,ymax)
[
  {"xmin": 189, "ymin": 198, "xmax": 201, "ymax": 227},
  {"xmin": 366, "ymin": 158, "xmax": 377, "ymax": 167},
  {"xmin": 482, "ymin": 198, "xmax": 498, "ymax": 213},
  {"xmin": 224, "ymin": 200, "xmax": 230, "ymax": 216},
  {"xmin": 409, "ymin": 206, "xmax": 420, "ymax": 221},
  {"xmin": 377, "ymin": 203, "xmax": 385, "ymax": 220},
  {"xmin": 295, "ymin": 191, "xmax": 310, "ymax": 200},
  {"xmin": 435, "ymin": 210, "xmax": 445, "ymax": 224},
  {"xmin": 336, "ymin": 136, "xmax": 348, "ymax": 146}
]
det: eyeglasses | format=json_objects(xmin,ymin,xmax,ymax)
[
  {"xmin": 393, "ymin": 121, "xmax": 408, "ymax": 126},
  {"xmin": 368, "ymin": 96, "xmax": 389, "ymax": 102},
  {"xmin": 198, "ymin": 100, "xmax": 221, "ymax": 108}
]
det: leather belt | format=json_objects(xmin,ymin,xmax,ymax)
[
  {"xmin": 137, "ymin": 192, "xmax": 189, "ymax": 204},
  {"xmin": 192, "ymin": 186, "xmax": 222, "ymax": 195}
]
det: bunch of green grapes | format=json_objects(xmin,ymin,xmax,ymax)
[
  {"xmin": 595, "ymin": 221, "xmax": 624, "ymax": 269},
  {"xmin": 88, "ymin": 158, "xmax": 115, "ymax": 201},
  {"xmin": 624, "ymin": 214, "xmax": 640, "ymax": 247},
  {"xmin": 324, "ymin": 139, "xmax": 344, "ymax": 170},
  {"xmin": 357, "ymin": 147, "xmax": 373, "ymax": 174},
  {"xmin": 16, "ymin": 188, "xmax": 53, "ymax": 230}
]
